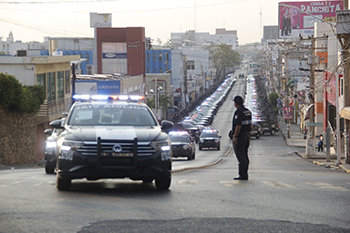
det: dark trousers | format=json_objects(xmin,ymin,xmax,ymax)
[{"xmin": 233, "ymin": 132, "xmax": 250, "ymax": 178}]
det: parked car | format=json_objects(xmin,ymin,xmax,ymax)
[
  {"xmin": 168, "ymin": 131, "xmax": 196, "ymax": 160},
  {"xmin": 199, "ymin": 128, "xmax": 221, "ymax": 150},
  {"xmin": 250, "ymin": 123, "xmax": 263, "ymax": 139}
]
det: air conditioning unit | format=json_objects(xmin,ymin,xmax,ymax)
[{"xmin": 86, "ymin": 65, "xmax": 94, "ymax": 75}]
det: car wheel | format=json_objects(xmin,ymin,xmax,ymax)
[
  {"xmin": 155, "ymin": 178, "xmax": 171, "ymax": 190},
  {"xmin": 270, "ymin": 129, "xmax": 275, "ymax": 135},
  {"xmin": 142, "ymin": 178, "xmax": 153, "ymax": 183},
  {"xmin": 192, "ymin": 151, "xmax": 196, "ymax": 160},
  {"xmin": 45, "ymin": 165, "xmax": 55, "ymax": 174},
  {"xmin": 199, "ymin": 146, "xmax": 202, "ymax": 150},
  {"xmin": 187, "ymin": 155, "xmax": 193, "ymax": 160},
  {"xmin": 217, "ymin": 144, "xmax": 220, "ymax": 150},
  {"xmin": 56, "ymin": 177, "xmax": 71, "ymax": 191},
  {"xmin": 256, "ymin": 134, "xmax": 260, "ymax": 139}
]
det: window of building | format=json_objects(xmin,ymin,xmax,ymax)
[
  {"xmin": 147, "ymin": 53, "xmax": 150, "ymax": 62},
  {"xmin": 47, "ymin": 72, "xmax": 56, "ymax": 102},
  {"xmin": 159, "ymin": 53, "xmax": 163, "ymax": 62},
  {"xmin": 57, "ymin": 71, "xmax": 64, "ymax": 99},
  {"xmin": 159, "ymin": 68, "xmax": 163, "ymax": 73},
  {"xmin": 187, "ymin": 60, "xmax": 195, "ymax": 70},
  {"xmin": 153, "ymin": 53, "xmax": 157, "ymax": 62},
  {"xmin": 74, "ymin": 39, "xmax": 79, "ymax": 43},
  {"xmin": 165, "ymin": 52, "xmax": 169, "ymax": 62},
  {"xmin": 65, "ymin": 70, "xmax": 70, "ymax": 94},
  {"xmin": 37, "ymin": 73, "xmax": 46, "ymax": 97}
]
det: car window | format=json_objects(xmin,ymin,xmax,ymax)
[
  {"xmin": 169, "ymin": 135, "xmax": 190, "ymax": 143},
  {"xmin": 201, "ymin": 132, "xmax": 218, "ymax": 138}
]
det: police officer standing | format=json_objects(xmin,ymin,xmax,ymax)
[{"xmin": 231, "ymin": 95, "xmax": 252, "ymax": 180}]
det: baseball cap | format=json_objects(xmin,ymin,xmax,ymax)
[{"xmin": 233, "ymin": 95, "xmax": 244, "ymax": 105}]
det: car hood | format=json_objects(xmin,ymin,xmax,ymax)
[{"xmin": 62, "ymin": 126, "xmax": 162, "ymax": 142}]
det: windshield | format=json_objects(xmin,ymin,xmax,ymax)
[
  {"xmin": 169, "ymin": 135, "xmax": 190, "ymax": 143},
  {"xmin": 201, "ymin": 133, "xmax": 218, "ymax": 138},
  {"xmin": 67, "ymin": 104, "xmax": 157, "ymax": 126}
]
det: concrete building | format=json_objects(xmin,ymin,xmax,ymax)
[
  {"xmin": 171, "ymin": 28, "xmax": 238, "ymax": 49},
  {"xmin": 0, "ymin": 31, "xmax": 46, "ymax": 56}
]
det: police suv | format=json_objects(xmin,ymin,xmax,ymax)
[{"xmin": 48, "ymin": 95, "xmax": 174, "ymax": 191}]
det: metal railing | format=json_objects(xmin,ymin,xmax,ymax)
[{"xmin": 37, "ymin": 97, "xmax": 72, "ymax": 117}]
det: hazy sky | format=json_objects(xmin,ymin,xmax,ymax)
[{"xmin": 0, "ymin": 0, "xmax": 284, "ymax": 45}]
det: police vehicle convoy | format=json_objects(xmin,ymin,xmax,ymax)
[
  {"xmin": 198, "ymin": 128, "xmax": 221, "ymax": 150},
  {"xmin": 46, "ymin": 94, "xmax": 174, "ymax": 191},
  {"xmin": 168, "ymin": 131, "xmax": 196, "ymax": 160}
]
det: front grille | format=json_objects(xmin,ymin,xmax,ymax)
[{"xmin": 77, "ymin": 140, "xmax": 156, "ymax": 157}]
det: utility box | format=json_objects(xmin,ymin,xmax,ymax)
[{"xmin": 336, "ymin": 10, "xmax": 350, "ymax": 35}]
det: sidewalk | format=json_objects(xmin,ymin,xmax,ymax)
[{"xmin": 279, "ymin": 121, "xmax": 350, "ymax": 173}]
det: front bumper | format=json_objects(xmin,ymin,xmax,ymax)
[{"xmin": 57, "ymin": 138, "xmax": 172, "ymax": 181}]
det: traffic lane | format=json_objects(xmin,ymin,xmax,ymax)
[{"xmin": 172, "ymin": 76, "xmax": 245, "ymax": 171}]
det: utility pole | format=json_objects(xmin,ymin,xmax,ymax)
[
  {"xmin": 336, "ymin": 1, "xmax": 350, "ymax": 164},
  {"xmin": 71, "ymin": 63, "xmax": 76, "ymax": 106}
]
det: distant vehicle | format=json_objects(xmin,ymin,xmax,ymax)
[
  {"xmin": 168, "ymin": 131, "xmax": 196, "ymax": 160},
  {"xmin": 199, "ymin": 129, "xmax": 221, "ymax": 150},
  {"xmin": 250, "ymin": 123, "xmax": 263, "ymax": 139},
  {"xmin": 239, "ymin": 73, "xmax": 245, "ymax": 78},
  {"xmin": 258, "ymin": 120, "xmax": 278, "ymax": 135},
  {"xmin": 44, "ymin": 124, "xmax": 63, "ymax": 174}
]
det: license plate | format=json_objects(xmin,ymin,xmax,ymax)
[{"xmin": 102, "ymin": 152, "xmax": 134, "ymax": 157}]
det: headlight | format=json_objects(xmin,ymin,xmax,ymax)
[
  {"xmin": 46, "ymin": 141, "xmax": 56, "ymax": 149},
  {"xmin": 183, "ymin": 144, "xmax": 190, "ymax": 150},
  {"xmin": 200, "ymin": 139, "xmax": 204, "ymax": 143},
  {"xmin": 215, "ymin": 139, "xmax": 219, "ymax": 143},
  {"xmin": 151, "ymin": 140, "xmax": 171, "ymax": 151},
  {"xmin": 151, "ymin": 139, "xmax": 171, "ymax": 161},
  {"xmin": 60, "ymin": 140, "xmax": 83, "ymax": 161}
]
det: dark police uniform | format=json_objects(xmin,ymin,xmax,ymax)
[{"xmin": 232, "ymin": 105, "xmax": 252, "ymax": 179}]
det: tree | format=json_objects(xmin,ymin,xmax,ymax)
[
  {"xmin": 207, "ymin": 44, "xmax": 241, "ymax": 83},
  {"xmin": 146, "ymin": 97, "xmax": 155, "ymax": 109}
]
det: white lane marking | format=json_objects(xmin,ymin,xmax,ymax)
[
  {"xmin": 219, "ymin": 181, "xmax": 247, "ymax": 187},
  {"xmin": 262, "ymin": 181, "xmax": 296, "ymax": 188},
  {"xmin": 177, "ymin": 180, "xmax": 199, "ymax": 186},
  {"xmin": 0, "ymin": 180, "xmax": 25, "ymax": 186},
  {"xmin": 306, "ymin": 182, "xmax": 349, "ymax": 191}
]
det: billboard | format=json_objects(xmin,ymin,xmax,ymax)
[{"xmin": 278, "ymin": 1, "xmax": 343, "ymax": 39}]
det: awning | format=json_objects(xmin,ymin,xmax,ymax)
[
  {"xmin": 304, "ymin": 104, "xmax": 314, "ymax": 121},
  {"xmin": 340, "ymin": 107, "xmax": 350, "ymax": 120}
]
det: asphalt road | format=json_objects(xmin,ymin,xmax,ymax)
[{"xmin": 0, "ymin": 76, "xmax": 350, "ymax": 233}]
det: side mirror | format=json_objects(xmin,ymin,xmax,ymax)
[
  {"xmin": 161, "ymin": 120, "xmax": 174, "ymax": 132},
  {"xmin": 49, "ymin": 119, "xmax": 64, "ymax": 129},
  {"xmin": 44, "ymin": 129, "xmax": 52, "ymax": 136}
]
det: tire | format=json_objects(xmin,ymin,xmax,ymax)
[
  {"xmin": 187, "ymin": 155, "xmax": 193, "ymax": 160},
  {"xmin": 192, "ymin": 151, "xmax": 196, "ymax": 160},
  {"xmin": 56, "ymin": 177, "xmax": 71, "ymax": 191},
  {"xmin": 270, "ymin": 129, "xmax": 275, "ymax": 135},
  {"xmin": 199, "ymin": 146, "xmax": 202, "ymax": 151},
  {"xmin": 155, "ymin": 178, "xmax": 171, "ymax": 190},
  {"xmin": 45, "ymin": 165, "xmax": 55, "ymax": 174},
  {"xmin": 256, "ymin": 134, "xmax": 260, "ymax": 139},
  {"xmin": 217, "ymin": 144, "xmax": 220, "ymax": 150}
]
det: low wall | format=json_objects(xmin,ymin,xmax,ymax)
[{"xmin": 0, "ymin": 106, "xmax": 37, "ymax": 164}]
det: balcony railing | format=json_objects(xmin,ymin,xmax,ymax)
[{"xmin": 37, "ymin": 97, "xmax": 72, "ymax": 117}]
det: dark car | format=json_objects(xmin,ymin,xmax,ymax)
[
  {"xmin": 250, "ymin": 123, "xmax": 262, "ymax": 139},
  {"xmin": 44, "ymin": 121, "xmax": 64, "ymax": 174},
  {"xmin": 168, "ymin": 131, "xmax": 196, "ymax": 160},
  {"xmin": 258, "ymin": 120, "xmax": 278, "ymax": 135},
  {"xmin": 199, "ymin": 129, "xmax": 221, "ymax": 150},
  {"xmin": 50, "ymin": 95, "xmax": 174, "ymax": 191}
]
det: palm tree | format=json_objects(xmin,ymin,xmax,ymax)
[{"xmin": 158, "ymin": 95, "xmax": 172, "ymax": 119}]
